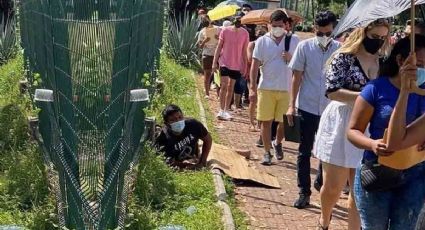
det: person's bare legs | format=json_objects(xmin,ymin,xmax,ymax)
[
  {"xmin": 276, "ymin": 122, "xmax": 284, "ymax": 144},
  {"xmin": 219, "ymin": 76, "xmax": 230, "ymax": 111},
  {"xmin": 204, "ymin": 69, "xmax": 212, "ymax": 96},
  {"xmin": 348, "ymin": 168, "xmax": 361, "ymax": 230},
  {"xmin": 261, "ymin": 120, "xmax": 273, "ymax": 152},
  {"xmin": 234, "ymin": 93, "xmax": 242, "ymax": 109},
  {"xmin": 319, "ymin": 163, "xmax": 350, "ymax": 228},
  {"xmin": 249, "ymin": 96, "xmax": 257, "ymax": 130},
  {"xmin": 225, "ymin": 78, "xmax": 236, "ymax": 111}
]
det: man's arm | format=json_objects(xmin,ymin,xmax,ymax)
[
  {"xmin": 249, "ymin": 58, "xmax": 260, "ymax": 94},
  {"xmin": 286, "ymin": 70, "xmax": 303, "ymax": 126},
  {"xmin": 199, "ymin": 133, "xmax": 212, "ymax": 166}
]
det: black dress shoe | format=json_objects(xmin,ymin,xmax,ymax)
[{"xmin": 294, "ymin": 194, "xmax": 310, "ymax": 209}]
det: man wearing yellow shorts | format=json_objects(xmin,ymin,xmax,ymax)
[{"xmin": 249, "ymin": 10, "xmax": 299, "ymax": 165}]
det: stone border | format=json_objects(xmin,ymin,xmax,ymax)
[{"xmin": 193, "ymin": 74, "xmax": 236, "ymax": 230}]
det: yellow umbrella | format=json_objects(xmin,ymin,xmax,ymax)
[{"xmin": 207, "ymin": 5, "xmax": 240, "ymax": 21}]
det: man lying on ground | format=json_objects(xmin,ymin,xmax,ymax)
[{"xmin": 155, "ymin": 104, "xmax": 212, "ymax": 169}]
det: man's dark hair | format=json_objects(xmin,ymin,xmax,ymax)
[
  {"xmin": 314, "ymin": 10, "xmax": 337, "ymax": 27},
  {"xmin": 270, "ymin": 10, "xmax": 289, "ymax": 23},
  {"xmin": 242, "ymin": 4, "xmax": 252, "ymax": 9},
  {"xmin": 162, "ymin": 104, "xmax": 182, "ymax": 122},
  {"xmin": 380, "ymin": 34, "xmax": 425, "ymax": 77}
]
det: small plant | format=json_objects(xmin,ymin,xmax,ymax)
[
  {"xmin": 0, "ymin": 16, "xmax": 18, "ymax": 65},
  {"xmin": 164, "ymin": 12, "xmax": 200, "ymax": 68}
]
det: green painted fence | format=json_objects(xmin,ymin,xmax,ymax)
[{"xmin": 19, "ymin": 0, "xmax": 164, "ymax": 229}]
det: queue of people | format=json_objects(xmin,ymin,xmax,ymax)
[{"xmin": 154, "ymin": 6, "xmax": 425, "ymax": 230}]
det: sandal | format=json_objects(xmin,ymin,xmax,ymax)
[{"xmin": 317, "ymin": 215, "xmax": 332, "ymax": 230}]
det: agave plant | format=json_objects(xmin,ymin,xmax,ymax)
[
  {"xmin": 0, "ymin": 15, "xmax": 17, "ymax": 65},
  {"xmin": 165, "ymin": 11, "xmax": 200, "ymax": 67}
]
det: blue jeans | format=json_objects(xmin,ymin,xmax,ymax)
[{"xmin": 354, "ymin": 163, "xmax": 425, "ymax": 230}]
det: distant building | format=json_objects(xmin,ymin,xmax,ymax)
[{"xmin": 251, "ymin": 0, "xmax": 280, "ymax": 9}]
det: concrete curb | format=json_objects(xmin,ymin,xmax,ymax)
[{"xmin": 193, "ymin": 73, "xmax": 236, "ymax": 230}]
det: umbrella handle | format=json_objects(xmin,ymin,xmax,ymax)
[{"xmin": 411, "ymin": 0, "xmax": 416, "ymax": 50}]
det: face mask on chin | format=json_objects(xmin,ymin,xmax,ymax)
[{"xmin": 170, "ymin": 120, "xmax": 185, "ymax": 133}]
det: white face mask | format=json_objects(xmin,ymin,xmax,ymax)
[
  {"xmin": 170, "ymin": 120, "xmax": 185, "ymax": 133},
  {"xmin": 317, "ymin": 36, "xmax": 332, "ymax": 48},
  {"xmin": 271, "ymin": 27, "xmax": 286, "ymax": 38}
]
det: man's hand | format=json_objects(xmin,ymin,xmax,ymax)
[
  {"xmin": 282, "ymin": 52, "xmax": 292, "ymax": 63},
  {"xmin": 286, "ymin": 106, "xmax": 296, "ymax": 127},
  {"xmin": 249, "ymin": 89, "xmax": 257, "ymax": 104},
  {"xmin": 370, "ymin": 139, "xmax": 394, "ymax": 156}
]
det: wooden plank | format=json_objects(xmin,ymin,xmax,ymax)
[{"xmin": 208, "ymin": 143, "xmax": 281, "ymax": 188}]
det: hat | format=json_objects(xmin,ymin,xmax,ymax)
[{"xmin": 222, "ymin": 20, "xmax": 232, "ymax": 27}]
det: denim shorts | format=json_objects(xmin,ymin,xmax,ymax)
[{"xmin": 354, "ymin": 162, "xmax": 425, "ymax": 230}]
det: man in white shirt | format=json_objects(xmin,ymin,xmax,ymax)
[
  {"xmin": 249, "ymin": 10, "xmax": 299, "ymax": 165},
  {"xmin": 287, "ymin": 10, "xmax": 340, "ymax": 209}
]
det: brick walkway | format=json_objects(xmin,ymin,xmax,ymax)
[{"xmin": 201, "ymin": 86, "xmax": 349, "ymax": 229}]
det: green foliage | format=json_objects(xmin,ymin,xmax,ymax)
[
  {"xmin": 0, "ymin": 104, "xmax": 28, "ymax": 152},
  {"xmin": 0, "ymin": 55, "xmax": 25, "ymax": 106},
  {"xmin": 133, "ymin": 145, "xmax": 177, "ymax": 208},
  {"xmin": 148, "ymin": 55, "xmax": 200, "ymax": 123},
  {"xmin": 0, "ymin": 16, "xmax": 18, "ymax": 64},
  {"xmin": 3, "ymin": 145, "xmax": 49, "ymax": 210},
  {"xmin": 127, "ymin": 55, "xmax": 222, "ymax": 229},
  {"xmin": 164, "ymin": 12, "xmax": 200, "ymax": 68}
]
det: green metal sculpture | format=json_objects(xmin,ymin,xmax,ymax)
[{"xmin": 20, "ymin": 0, "xmax": 164, "ymax": 228}]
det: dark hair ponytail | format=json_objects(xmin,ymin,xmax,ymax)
[{"xmin": 380, "ymin": 34, "xmax": 425, "ymax": 77}]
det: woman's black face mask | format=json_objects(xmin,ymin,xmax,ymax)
[{"xmin": 363, "ymin": 36, "xmax": 385, "ymax": 55}]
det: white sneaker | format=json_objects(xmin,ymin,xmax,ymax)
[
  {"xmin": 222, "ymin": 111, "xmax": 233, "ymax": 121},
  {"xmin": 216, "ymin": 110, "xmax": 224, "ymax": 119}
]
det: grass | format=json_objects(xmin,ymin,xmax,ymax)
[
  {"xmin": 127, "ymin": 55, "xmax": 223, "ymax": 229},
  {"xmin": 0, "ymin": 55, "xmax": 56, "ymax": 228}
]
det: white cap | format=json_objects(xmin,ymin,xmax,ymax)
[{"xmin": 222, "ymin": 20, "xmax": 232, "ymax": 27}]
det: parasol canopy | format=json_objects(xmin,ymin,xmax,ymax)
[
  {"xmin": 208, "ymin": 4, "xmax": 240, "ymax": 21},
  {"xmin": 333, "ymin": 0, "xmax": 425, "ymax": 36},
  {"xmin": 241, "ymin": 8, "xmax": 304, "ymax": 25},
  {"xmin": 217, "ymin": 0, "xmax": 252, "ymax": 7}
]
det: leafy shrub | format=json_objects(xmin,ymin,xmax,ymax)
[
  {"xmin": 0, "ymin": 104, "xmax": 28, "ymax": 152},
  {"xmin": 164, "ymin": 12, "xmax": 200, "ymax": 67},
  {"xmin": 0, "ymin": 15, "xmax": 18, "ymax": 65},
  {"xmin": 3, "ymin": 145, "xmax": 49, "ymax": 210},
  {"xmin": 133, "ymin": 145, "xmax": 176, "ymax": 209}
]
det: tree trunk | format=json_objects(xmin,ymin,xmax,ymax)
[{"xmin": 295, "ymin": 0, "xmax": 299, "ymax": 12}]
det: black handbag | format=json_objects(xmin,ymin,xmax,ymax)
[{"xmin": 360, "ymin": 161, "xmax": 406, "ymax": 192}]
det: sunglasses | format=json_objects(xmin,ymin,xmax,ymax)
[{"xmin": 316, "ymin": 31, "xmax": 332, "ymax": 37}]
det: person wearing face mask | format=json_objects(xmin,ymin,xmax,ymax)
[
  {"xmin": 212, "ymin": 13, "xmax": 249, "ymax": 121},
  {"xmin": 249, "ymin": 10, "xmax": 300, "ymax": 165},
  {"xmin": 313, "ymin": 19, "xmax": 391, "ymax": 230},
  {"xmin": 287, "ymin": 10, "xmax": 340, "ymax": 209},
  {"xmin": 347, "ymin": 34, "xmax": 425, "ymax": 230},
  {"xmin": 155, "ymin": 104, "xmax": 212, "ymax": 169}
]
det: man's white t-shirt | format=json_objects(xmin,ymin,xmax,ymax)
[{"xmin": 253, "ymin": 32, "xmax": 300, "ymax": 91}]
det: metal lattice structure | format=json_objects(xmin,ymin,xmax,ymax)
[{"xmin": 20, "ymin": 0, "xmax": 164, "ymax": 229}]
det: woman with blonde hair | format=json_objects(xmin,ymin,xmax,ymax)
[{"xmin": 314, "ymin": 19, "xmax": 391, "ymax": 230}]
